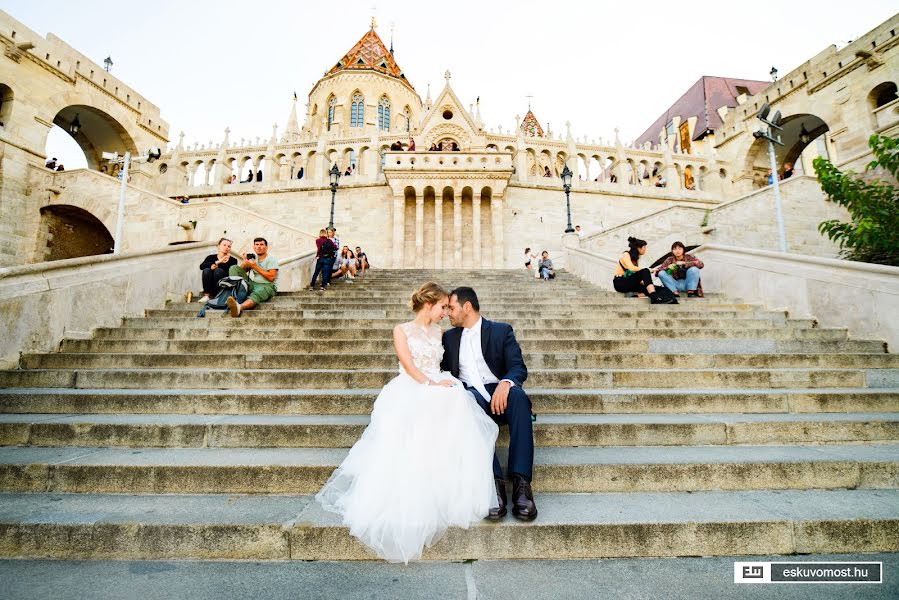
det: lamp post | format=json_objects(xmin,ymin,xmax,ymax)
[
  {"xmin": 328, "ymin": 163, "xmax": 341, "ymax": 228},
  {"xmin": 102, "ymin": 148, "xmax": 162, "ymax": 254},
  {"xmin": 560, "ymin": 164, "xmax": 575, "ymax": 233},
  {"xmin": 752, "ymin": 103, "xmax": 787, "ymax": 252}
]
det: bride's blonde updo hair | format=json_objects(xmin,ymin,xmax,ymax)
[{"xmin": 409, "ymin": 282, "xmax": 448, "ymax": 312}]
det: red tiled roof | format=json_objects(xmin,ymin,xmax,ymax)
[
  {"xmin": 327, "ymin": 27, "xmax": 415, "ymax": 90},
  {"xmin": 520, "ymin": 110, "xmax": 544, "ymax": 137},
  {"xmin": 635, "ymin": 76, "xmax": 769, "ymax": 146}
]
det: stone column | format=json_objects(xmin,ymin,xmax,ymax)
[
  {"xmin": 491, "ymin": 197, "xmax": 503, "ymax": 269},
  {"xmin": 434, "ymin": 194, "xmax": 443, "ymax": 269},
  {"xmin": 453, "ymin": 195, "xmax": 462, "ymax": 268},
  {"xmin": 472, "ymin": 192, "xmax": 482, "ymax": 269},
  {"xmin": 415, "ymin": 194, "xmax": 424, "ymax": 269},
  {"xmin": 392, "ymin": 195, "xmax": 404, "ymax": 268}
]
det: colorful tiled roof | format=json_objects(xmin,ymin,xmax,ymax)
[
  {"xmin": 520, "ymin": 110, "xmax": 544, "ymax": 137},
  {"xmin": 634, "ymin": 76, "xmax": 769, "ymax": 147},
  {"xmin": 327, "ymin": 27, "xmax": 414, "ymax": 90}
]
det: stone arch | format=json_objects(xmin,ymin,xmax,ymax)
[
  {"xmin": 868, "ymin": 81, "xmax": 898, "ymax": 110},
  {"xmin": 683, "ymin": 165, "xmax": 696, "ymax": 190},
  {"xmin": 357, "ymin": 145, "xmax": 369, "ymax": 176},
  {"xmin": 743, "ymin": 113, "xmax": 830, "ymax": 185},
  {"xmin": 0, "ymin": 83, "xmax": 13, "ymax": 128},
  {"xmin": 36, "ymin": 204, "xmax": 115, "ymax": 261},
  {"xmin": 190, "ymin": 159, "xmax": 206, "ymax": 186},
  {"xmin": 49, "ymin": 103, "xmax": 139, "ymax": 171},
  {"xmin": 577, "ymin": 154, "xmax": 588, "ymax": 180}
]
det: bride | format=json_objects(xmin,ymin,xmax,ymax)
[{"xmin": 316, "ymin": 282, "xmax": 499, "ymax": 563}]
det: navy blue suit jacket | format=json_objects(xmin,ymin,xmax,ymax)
[{"xmin": 441, "ymin": 318, "xmax": 527, "ymax": 387}]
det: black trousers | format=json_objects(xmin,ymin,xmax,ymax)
[
  {"xmin": 466, "ymin": 382, "xmax": 534, "ymax": 482},
  {"xmin": 201, "ymin": 267, "xmax": 229, "ymax": 295},
  {"xmin": 613, "ymin": 268, "xmax": 653, "ymax": 294},
  {"xmin": 309, "ymin": 257, "xmax": 335, "ymax": 288}
]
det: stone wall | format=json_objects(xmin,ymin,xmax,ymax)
[
  {"xmin": 0, "ymin": 242, "xmax": 317, "ymax": 369},
  {"xmin": 693, "ymin": 244, "xmax": 899, "ymax": 350}
]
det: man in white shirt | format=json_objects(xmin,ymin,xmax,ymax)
[{"xmin": 442, "ymin": 287, "xmax": 537, "ymax": 521}]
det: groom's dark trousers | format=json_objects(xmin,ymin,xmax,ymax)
[{"xmin": 464, "ymin": 382, "xmax": 534, "ymax": 482}]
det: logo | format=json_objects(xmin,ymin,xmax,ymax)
[{"xmin": 742, "ymin": 565, "xmax": 764, "ymax": 579}]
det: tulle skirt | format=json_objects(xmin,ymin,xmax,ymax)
[{"xmin": 316, "ymin": 371, "xmax": 499, "ymax": 563}]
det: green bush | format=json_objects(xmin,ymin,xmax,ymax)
[{"xmin": 813, "ymin": 134, "xmax": 899, "ymax": 266}]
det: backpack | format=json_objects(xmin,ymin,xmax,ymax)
[
  {"xmin": 196, "ymin": 276, "xmax": 250, "ymax": 317},
  {"xmin": 650, "ymin": 286, "xmax": 679, "ymax": 305},
  {"xmin": 320, "ymin": 238, "xmax": 337, "ymax": 259}
]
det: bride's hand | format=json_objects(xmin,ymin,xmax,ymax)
[{"xmin": 435, "ymin": 379, "xmax": 455, "ymax": 387}]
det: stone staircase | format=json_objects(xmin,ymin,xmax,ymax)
[{"xmin": 0, "ymin": 269, "xmax": 897, "ymax": 560}]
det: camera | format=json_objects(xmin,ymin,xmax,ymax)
[{"xmin": 246, "ymin": 253, "xmax": 256, "ymax": 260}]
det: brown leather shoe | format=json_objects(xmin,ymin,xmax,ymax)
[
  {"xmin": 486, "ymin": 478, "xmax": 507, "ymax": 520},
  {"xmin": 511, "ymin": 475, "xmax": 538, "ymax": 521}
]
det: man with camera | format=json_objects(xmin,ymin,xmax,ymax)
[{"xmin": 227, "ymin": 237, "xmax": 279, "ymax": 317}]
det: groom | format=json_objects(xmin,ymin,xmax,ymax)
[{"xmin": 442, "ymin": 286, "xmax": 537, "ymax": 521}]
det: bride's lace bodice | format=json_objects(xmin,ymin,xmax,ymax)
[{"xmin": 399, "ymin": 321, "xmax": 444, "ymax": 375}]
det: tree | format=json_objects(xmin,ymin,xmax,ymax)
[{"xmin": 813, "ymin": 134, "xmax": 899, "ymax": 266}]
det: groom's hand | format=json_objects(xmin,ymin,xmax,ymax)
[{"xmin": 491, "ymin": 380, "xmax": 512, "ymax": 415}]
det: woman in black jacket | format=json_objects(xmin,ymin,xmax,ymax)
[{"xmin": 199, "ymin": 238, "xmax": 238, "ymax": 302}]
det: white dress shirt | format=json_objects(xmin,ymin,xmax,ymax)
[{"xmin": 458, "ymin": 317, "xmax": 514, "ymax": 401}]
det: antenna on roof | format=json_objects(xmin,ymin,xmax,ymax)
[
  {"xmin": 526, "ymin": 95, "xmax": 534, "ymax": 111},
  {"xmin": 390, "ymin": 21, "xmax": 395, "ymax": 54}
]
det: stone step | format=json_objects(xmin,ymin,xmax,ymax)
[
  {"xmin": 1, "ymin": 444, "xmax": 896, "ymax": 494},
  {"xmin": 57, "ymin": 338, "xmax": 889, "ymax": 355},
  {"xmin": 0, "ymin": 490, "xmax": 895, "ymax": 559},
  {"xmin": 2, "ymin": 368, "xmax": 891, "ymax": 390},
  {"xmin": 251, "ymin": 299, "xmax": 748, "ymax": 310},
  {"xmin": 164, "ymin": 307, "xmax": 775, "ymax": 319},
  {"xmin": 1, "ymin": 412, "xmax": 896, "ymax": 448},
  {"xmin": 121, "ymin": 316, "xmax": 818, "ymax": 330},
  {"xmin": 20, "ymin": 352, "xmax": 899, "ymax": 370},
  {"xmin": 90, "ymin": 326, "xmax": 851, "ymax": 342},
  {"xmin": 2, "ymin": 388, "xmax": 897, "ymax": 415}
]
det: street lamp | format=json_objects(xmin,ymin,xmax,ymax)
[
  {"xmin": 560, "ymin": 164, "xmax": 575, "ymax": 233},
  {"xmin": 328, "ymin": 163, "xmax": 341, "ymax": 228},
  {"xmin": 104, "ymin": 56, "xmax": 113, "ymax": 72},
  {"xmin": 798, "ymin": 123, "xmax": 811, "ymax": 145},
  {"xmin": 769, "ymin": 66, "xmax": 778, "ymax": 82},
  {"xmin": 101, "ymin": 147, "xmax": 162, "ymax": 254},
  {"xmin": 752, "ymin": 103, "xmax": 787, "ymax": 252},
  {"xmin": 68, "ymin": 113, "xmax": 81, "ymax": 135}
]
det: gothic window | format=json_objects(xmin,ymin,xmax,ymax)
[
  {"xmin": 404, "ymin": 106, "xmax": 411, "ymax": 132},
  {"xmin": 327, "ymin": 96, "xmax": 337, "ymax": 131},
  {"xmin": 378, "ymin": 96, "xmax": 391, "ymax": 131},
  {"xmin": 350, "ymin": 93, "xmax": 364, "ymax": 128}
]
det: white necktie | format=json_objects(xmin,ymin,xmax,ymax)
[{"xmin": 463, "ymin": 329, "xmax": 489, "ymax": 402}]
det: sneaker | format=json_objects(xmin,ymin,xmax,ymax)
[
  {"xmin": 319, "ymin": 286, "xmax": 325, "ymax": 292},
  {"xmin": 308, "ymin": 286, "xmax": 314, "ymax": 292},
  {"xmin": 226, "ymin": 296, "xmax": 241, "ymax": 317},
  {"xmin": 198, "ymin": 296, "xmax": 209, "ymax": 305}
]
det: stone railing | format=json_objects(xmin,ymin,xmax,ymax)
[
  {"xmin": 0, "ymin": 243, "xmax": 319, "ymax": 369},
  {"xmin": 382, "ymin": 151, "xmax": 514, "ymax": 173},
  {"xmin": 562, "ymin": 243, "xmax": 619, "ymax": 291},
  {"xmin": 692, "ymin": 244, "xmax": 899, "ymax": 350}
]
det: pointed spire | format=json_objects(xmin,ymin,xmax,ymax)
[
  {"xmin": 389, "ymin": 22, "xmax": 395, "ymax": 55},
  {"xmin": 221, "ymin": 127, "xmax": 230, "ymax": 150},
  {"xmin": 520, "ymin": 109, "xmax": 544, "ymax": 138},
  {"xmin": 284, "ymin": 99, "xmax": 301, "ymax": 142},
  {"xmin": 425, "ymin": 83, "xmax": 432, "ymax": 109}
]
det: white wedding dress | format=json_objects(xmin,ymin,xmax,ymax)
[{"xmin": 316, "ymin": 321, "xmax": 499, "ymax": 563}]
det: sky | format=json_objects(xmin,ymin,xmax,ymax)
[{"xmin": 14, "ymin": 0, "xmax": 897, "ymax": 169}]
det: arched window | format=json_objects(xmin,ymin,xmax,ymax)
[
  {"xmin": 0, "ymin": 84, "xmax": 12, "ymax": 127},
  {"xmin": 378, "ymin": 96, "xmax": 391, "ymax": 131},
  {"xmin": 350, "ymin": 93, "xmax": 364, "ymax": 128},
  {"xmin": 403, "ymin": 105, "xmax": 411, "ymax": 132},
  {"xmin": 870, "ymin": 82, "xmax": 898, "ymax": 109},
  {"xmin": 327, "ymin": 96, "xmax": 337, "ymax": 131}
]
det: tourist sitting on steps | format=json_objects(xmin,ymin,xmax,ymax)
[
  {"xmin": 354, "ymin": 246, "xmax": 370, "ymax": 277},
  {"xmin": 227, "ymin": 237, "xmax": 279, "ymax": 317},
  {"xmin": 652, "ymin": 241, "xmax": 704, "ymax": 298},
  {"xmin": 537, "ymin": 251, "xmax": 555, "ymax": 281},
  {"xmin": 333, "ymin": 246, "xmax": 358, "ymax": 280},
  {"xmin": 613, "ymin": 237, "xmax": 675, "ymax": 304},
  {"xmin": 198, "ymin": 237, "xmax": 238, "ymax": 303}
]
